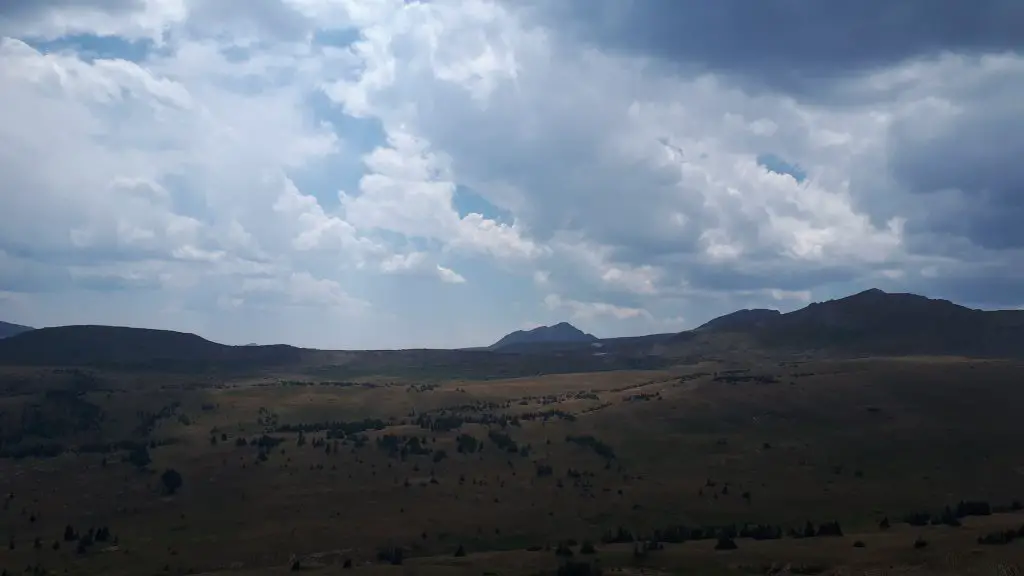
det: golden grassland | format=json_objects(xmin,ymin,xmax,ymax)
[{"xmin": 1, "ymin": 357, "xmax": 1023, "ymax": 575}]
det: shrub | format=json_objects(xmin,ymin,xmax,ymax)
[
  {"xmin": 557, "ymin": 562, "xmax": 601, "ymax": 576},
  {"xmin": 161, "ymin": 468, "xmax": 183, "ymax": 495},
  {"xmin": 903, "ymin": 512, "xmax": 930, "ymax": 527},
  {"xmin": 977, "ymin": 530, "xmax": 1018, "ymax": 545},
  {"xmin": 127, "ymin": 446, "xmax": 151, "ymax": 469},
  {"xmin": 714, "ymin": 536, "xmax": 737, "ymax": 550},
  {"xmin": 955, "ymin": 500, "xmax": 991, "ymax": 518},
  {"xmin": 456, "ymin": 434, "xmax": 479, "ymax": 454},
  {"xmin": 376, "ymin": 546, "xmax": 404, "ymax": 565},
  {"xmin": 601, "ymin": 526, "xmax": 634, "ymax": 544},
  {"xmin": 816, "ymin": 521, "xmax": 843, "ymax": 537}
]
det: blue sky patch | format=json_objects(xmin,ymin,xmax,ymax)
[
  {"xmin": 453, "ymin": 185, "xmax": 512, "ymax": 223},
  {"xmin": 757, "ymin": 153, "xmax": 807, "ymax": 183},
  {"xmin": 26, "ymin": 34, "xmax": 155, "ymax": 62}
]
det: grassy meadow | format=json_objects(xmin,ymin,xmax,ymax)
[{"xmin": 1, "ymin": 357, "xmax": 1024, "ymax": 575}]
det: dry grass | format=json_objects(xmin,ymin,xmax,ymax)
[{"xmin": 1, "ymin": 358, "xmax": 1023, "ymax": 575}]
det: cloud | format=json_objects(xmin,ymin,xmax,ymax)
[
  {"xmin": 238, "ymin": 271, "xmax": 370, "ymax": 313},
  {"xmin": 510, "ymin": 0, "xmax": 1024, "ymax": 95},
  {"xmin": 379, "ymin": 252, "xmax": 466, "ymax": 284},
  {"xmin": 435, "ymin": 265, "xmax": 467, "ymax": 284},
  {"xmin": 1, "ymin": 0, "xmax": 1022, "ymax": 347},
  {"xmin": 544, "ymin": 294, "xmax": 651, "ymax": 322},
  {"xmin": 339, "ymin": 126, "xmax": 542, "ymax": 261},
  {"xmin": 0, "ymin": 0, "xmax": 186, "ymax": 40}
]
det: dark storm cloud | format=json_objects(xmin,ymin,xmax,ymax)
[
  {"xmin": 512, "ymin": 0, "xmax": 1024, "ymax": 92},
  {"xmin": 887, "ymin": 69, "xmax": 1024, "ymax": 250},
  {"xmin": 926, "ymin": 272, "xmax": 1024, "ymax": 309}
]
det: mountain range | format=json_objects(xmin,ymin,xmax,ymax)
[
  {"xmin": 0, "ymin": 288, "xmax": 1022, "ymax": 368},
  {"xmin": 682, "ymin": 288, "xmax": 1024, "ymax": 358},
  {"xmin": 0, "ymin": 324, "xmax": 304, "ymax": 370}
]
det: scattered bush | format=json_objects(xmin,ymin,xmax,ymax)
[
  {"xmin": 816, "ymin": 521, "xmax": 843, "ymax": 537},
  {"xmin": 456, "ymin": 434, "xmax": 480, "ymax": 454},
  {"xmin": 601, "ymin": 526, "xmax": 634, "ymax": 544},
  {"xmin": 127, "ymin": 446, "xmax": 151, "ymax": 469},
  {"xmin": 714, "ymin": 535, "xmax": 738, "ymax": 550},
  {"xmin": 557, "ymin": 562, "xmax": 601, "ymax": 576},
  {"xmin": 565, "ymin": 435, "xmax": 615, "ymax": 459},
  {"xmin": 161, "ymin": 468, "xmax": 183, "ymax": 495},
  {"xmin": 488, "ymin": 430, "xmax": 519, "ymax": 453},
  {"xmin": 977, "ymin": 529, "xmax": 1019, "ymax": 545},
  {"xmin": 376, "ymin": 546, "xmax": 404, "ymax": 565}
]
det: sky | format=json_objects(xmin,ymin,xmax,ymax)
[{"xmin": 0, "ymin": 0, "xmax": 1022, "ymax": 349}]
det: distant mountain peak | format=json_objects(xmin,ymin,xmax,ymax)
[
  {"xmin": 677, "ymin": 287, "xmax": 1024, "ymax": 357},
  {"xmin": 856, "ymin": 287, "xmax": 887, "ymax": 296},
  {"xmin": 489, "ymin": 322, "xmax": 597, "ymax": 350}
]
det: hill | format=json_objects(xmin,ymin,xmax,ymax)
[
  {"xmin": 684, "ymin": 288, "xmax": 1024, "ymax": 358},
  {"xmin": 0, "ymin": 320, "xmax": 32, "ymax": 339},
  {"xmin": 2, "ymin": 289, "xmax": 1021, "ymax": 371},
  {"xmin": 696, "ymin": 308, "xmax": 780, "ymax": 331},
  {"xmin": 0, "ymin": 324, "xmax": 304, "ymax": 370},
  {"xmin": 489, "ymin": 321, "xmax": 598, "ymax": 350}
]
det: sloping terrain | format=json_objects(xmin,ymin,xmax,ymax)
[
  {"xmin": 678, "ymin": 288, "xmax": 1024, "ymax": 358},
  {"xmin": 489, "ymin": 322, "xmax": 598, "ymax": 350},
  {"xmin": 3, "ymin": 356, "xmax": 1024, "ymax": 575},
  {"xmin": 0, "ymin": 325, "xmax": 670, "ymax": 376},
  {"xmin": 696, "ymin": 308, "xmax": 780, "ymax": 331},
  {"xmin": 0, "ymin": 320, "xmax": 32, "ymax": 339},
  {"xmin": 0, "ymin": 325, "xmax": 304, "ymax": 370}
]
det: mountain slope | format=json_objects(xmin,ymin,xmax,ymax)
[
  {"xmin": 0, "ymin": 320, "xmax": 32, "ymax": 339},
  {"xmin": 687, "ymin": 289, "xmax": 1024, "ymax": 358},
  {"xmin": 489, "ymin": 322, "xmax": 598, "ymax": 350},
  {"xmin": 0, "ymin": 325, "xmax": 304, "ymax": 369},
  {"xmin": 697, "ymin": 308, "xmax": 780, "ymax": 331}
]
